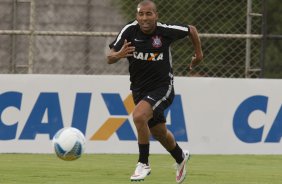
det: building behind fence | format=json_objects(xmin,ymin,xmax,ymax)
[{"xmin": 0, "ymin": 0, "xmax": 265, "ymax": 77}]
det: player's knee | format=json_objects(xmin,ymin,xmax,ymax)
[
  {"xmin": 151, "ymin": 128, "xmax": 167, "ymax": 141},
  {"xmin": 152, "ymin": 133, "xmax": 166, "ymax": 142},
  {"xmin": 133, "ymin": 111, "xmax": 148, "ymax": 126}
]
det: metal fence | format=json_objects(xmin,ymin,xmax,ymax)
[{"xmin": 0, "ymin": 0, "xmax": 264, "ymax": 77}]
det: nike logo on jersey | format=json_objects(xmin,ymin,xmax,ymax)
[
  {"xmin": 134, "ymin": 38, "xmax": 144, "ymax": 42},
  {"xmin": 147, "ymin": 96, "xmax": 156, "ymax": 101},
  {"xmin": 133, "ymin": 51, "xmax": 163, "ymax": 61}
]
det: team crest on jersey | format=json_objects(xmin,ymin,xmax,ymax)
[{"xmin": 152, "ymin": 36, "xmax": 162, "ymax": 48}]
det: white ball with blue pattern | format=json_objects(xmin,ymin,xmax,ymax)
[{"xmin": 52, "ymin": 127, "xmax": 86, "ymax": 161}]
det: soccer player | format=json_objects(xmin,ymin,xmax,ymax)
[{"xmin": 107, "ymin": 0, "xmax": 203, "ymax": 183}]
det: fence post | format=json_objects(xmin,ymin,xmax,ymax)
[
  {"xmin": 10, "ymin": 0, "xmax": 18, "ymax": 73},
  {"xmin": 28, "ymin": 0, "xmax": 35, "ymax": 74},
  {"xmin": 245, "ymin": 0, "xmax": 252, "ymax": 78},
  {"xmin": 260, "ymin": 0, "xmax": 267, "ymax": 78}
]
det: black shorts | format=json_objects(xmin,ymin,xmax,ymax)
[{"xmin": 132, "ymin": 85, "xmax": 175, "ymax": 128}]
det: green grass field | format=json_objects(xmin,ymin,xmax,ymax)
[{"xmin": 0, "ymin": 154, "xmax": 281, "ymax": 184}]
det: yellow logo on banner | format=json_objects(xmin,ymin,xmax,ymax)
[{"xmin": 90, "ymin": 94, "xmax": 135, "ymax": 140}]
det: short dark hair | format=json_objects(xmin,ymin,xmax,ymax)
[{"xmin": 137, "ymin": 0, "xmax": 157, "ymax": 13}]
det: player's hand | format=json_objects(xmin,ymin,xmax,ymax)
[
  {"xmin": 189, "ymin": 52, "xmax": 203, "ymax": 70},
  {"xmin": 118, "ymin": 39, "xmax": 135, "ymax": 58}
]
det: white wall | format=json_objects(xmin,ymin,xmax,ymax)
[{"xmin": 0, "ymin": 75, "xmax": 281, "ymax": 154}]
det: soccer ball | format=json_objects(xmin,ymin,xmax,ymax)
[{"xmin": 52, "ymin": 127, "xmax": 86, "ymax": 161}]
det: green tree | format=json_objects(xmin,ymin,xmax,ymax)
[{"xmin": 264, "ymin": 0, "xmax": 282, "ymax": 78}]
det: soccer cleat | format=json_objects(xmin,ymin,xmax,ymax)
[
  {"xmin": 175, "ymin": 150, "xmax": 190, "ymax": 183},
  {"xmin": 130, "ymin": 162, "xmax": 151, "ymax": 182}
]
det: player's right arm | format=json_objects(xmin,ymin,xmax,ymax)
[
  {"xmin": 107, "ymin": 39, "xmax": 135, "ymax": 64},
  {"xmin": 188, "ymin": 25, "xmax": 203, "ymax": 69}
]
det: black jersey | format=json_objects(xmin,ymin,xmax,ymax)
[{"xmin": 109, "ymin": 20, "xmax": 190, "ymax": 92}]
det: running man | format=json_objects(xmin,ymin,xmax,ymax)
[{"xmin": 107, "ymin": 0, "xmax": 203, "ymax": 183}]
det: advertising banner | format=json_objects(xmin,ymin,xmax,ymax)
[{"xmin": 0, "ymin": 75, "xmax": 281, "ymax": 154}]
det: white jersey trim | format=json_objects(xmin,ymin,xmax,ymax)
[
  {"xmin": 113, "ymin": 20, "xmax": 138, "ymax": 46},
  {"xmin": 169, "ymin": 47, "xmax": 172, "ymax": 67},
  {"xmin": 152, "ymin": 84, "xmax": 173, "ymax": 111},
  {"xmin": 157, "ymin": 22, "xmax": 189, "ymax": 32},
  {"xmin": 114, "ymin": 21, "xmax": 188, "ymax": 47}
]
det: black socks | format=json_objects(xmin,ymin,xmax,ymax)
[
  {"xmin": 138, "ymin": 143, "xmax": 183, "ymax": 165},
  {"xmin": 138, "ymin": 143, "xmax": 150, "ymax": 164},
  {"xmin": 169, "ymin": 143, "xmax": 184, "ymax": 164}
]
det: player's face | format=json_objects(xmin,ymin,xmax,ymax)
[{"xmin": 136, "ymin": 4, "xmax": 158, "ymax": 34}]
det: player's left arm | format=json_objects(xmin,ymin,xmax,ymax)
[{"xmin": 188, "ymin": 25, "xmax": 203, "ymax": 70}]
